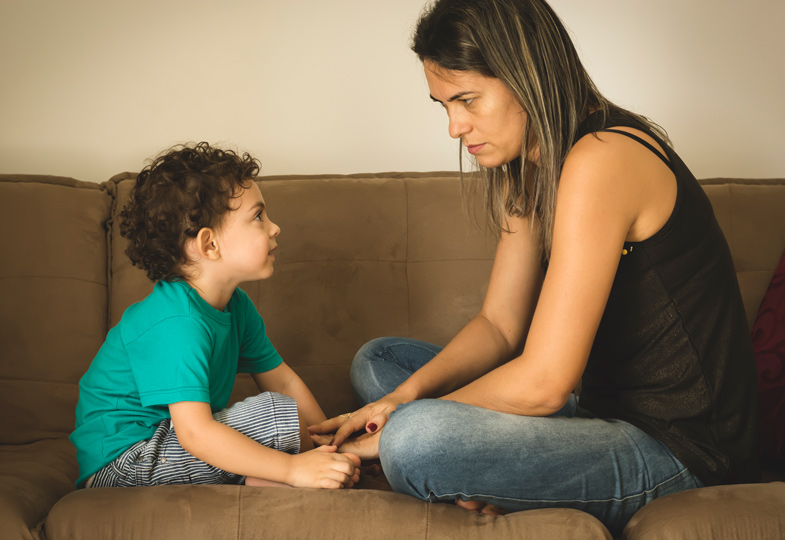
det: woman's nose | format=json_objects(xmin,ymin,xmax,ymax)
[{"xmin": 447, "ymin": 109, "xmax": 469, "ymax": 140}]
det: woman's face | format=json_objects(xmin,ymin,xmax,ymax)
[{"xmin": 424, "ymin": 61, "xmax": 529, "ymax": 168}]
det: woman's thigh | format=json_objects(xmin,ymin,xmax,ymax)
[
  {"xmin": 351, "ymin": 337, "xmax": 443, "ymax": 404},
  {"xmin": 379, "ymin": 399, "xmax": 702, "ymax": 537}
]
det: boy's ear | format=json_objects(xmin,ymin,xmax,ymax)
[{"xmin": 188, "ymin": 227, "xmax": 221, "ymax": 261}]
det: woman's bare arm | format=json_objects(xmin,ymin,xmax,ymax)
[{"xmin": 441, "ymin": 130, "xmax": 675, "ymax": 415}]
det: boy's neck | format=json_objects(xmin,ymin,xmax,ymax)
[{"xmin": 185, "ymin": 274, "xmax": 237, "ymax": 311}]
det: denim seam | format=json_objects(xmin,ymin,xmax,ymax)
[
  {"xmin": 383, "ymin": 342, "xmax": 442, "ymax": 358},
  {"xmin": 430, "ymin": 467, "xmax": 693, "ymax": 505}
]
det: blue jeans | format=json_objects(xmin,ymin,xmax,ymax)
[{"xmin": 351, "ymin": 337, "xmax": 703, "ymax": 537}]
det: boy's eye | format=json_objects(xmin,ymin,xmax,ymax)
[{"xmin": 254, "ymin": 212, "xmax": 263, "ymax": 221}]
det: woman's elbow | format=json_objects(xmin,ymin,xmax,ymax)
[
  {"xmin": 519, "ymin": 384, "xmax": 573, "ymax": 416},
  {"xmin": 537, "ymin": 393, "xmax": 571, "ymax": 416}
]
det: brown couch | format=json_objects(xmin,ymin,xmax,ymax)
[{"xmin": 1, "ymin": 172, "xmax": 784, "ymax": 540}]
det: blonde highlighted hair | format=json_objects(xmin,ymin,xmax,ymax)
[{"xmin": 412, "ymin": 0, "xmax": 668, "ymax": 260}]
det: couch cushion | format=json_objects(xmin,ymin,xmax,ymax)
[
  {"xmin": 621, "ymin": 482, "xmax": 785, "ymax": 540},
  {"xmin": 700, "ymin": 179, "xmax": 785, "ymax": 328},
  {"xmin": 0, "ymin": 439, "xmax": 77, "ymax": 540},
  {"xmin": 46, "ymin": 484, "xmax": 611, "ymax": 540},
  {"xmin": 0, "ymin": 176, "xmax": 111, "ymax": 443}
]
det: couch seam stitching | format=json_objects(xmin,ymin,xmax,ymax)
[
  {"xmin": 236, "ymin": 487, "xmax": 242, "ymax": 540},
  {"xmin": 404, "ymin": 178, "xmax": 412, "ymax": 338},
  {"xmin": 424, "ymin": 500, "xmax": 431, "ymax": 540}
]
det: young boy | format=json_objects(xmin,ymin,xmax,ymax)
[{"xmin": 70, "ymin": 142, "xmax": 360, "ymax": 490}]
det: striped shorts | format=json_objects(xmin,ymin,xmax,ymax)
[{"xmin": 89, "ymin": 392, "xmax": 301, "ymax": 488}]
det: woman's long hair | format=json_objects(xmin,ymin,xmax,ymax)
[{"xmin": 412, "ymin": 0, "xmax": 668, "ymax": 261}]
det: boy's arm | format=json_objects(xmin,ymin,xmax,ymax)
[
  {"xmin": 251, "ymin": 363, "xmax": 327, "ymax": 426},
  {"xmin": 169, "ymin": 401, "xmax": 356, "ymax": 488}
]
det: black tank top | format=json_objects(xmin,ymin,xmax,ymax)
[{"xmin": 575, "ymin": 111, "xmax": 759, "ymax": 485}]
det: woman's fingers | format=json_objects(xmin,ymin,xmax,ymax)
[
  {"xmin": 308, "ymin": 412, "xmax": 366, "ymax": 447},
  {"xmin": 309, "ymin": 395, "xmax": 401, "ymax": 447},
  {"xmin": 307, "ymin": 415, "xmax": 345, "ymax": 435},
  {"xmin": 310, "ymin": 432, "xmax": 334, "ymax": 446},
  {"xmin": 331, "ymin": 413, "xmax": 369, "ymax": 446},
  {"xmin": 365, "ymin": 412, "xmax": 389, "ymax": 434}
]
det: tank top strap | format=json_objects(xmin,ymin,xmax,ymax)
[{"xmin": 598, "ymin": 128, "xmax": 674, "ymax": 172}]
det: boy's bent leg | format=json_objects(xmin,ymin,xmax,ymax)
[
  {"xmin": 90, "ymin": 392, "xmax": 301, "ymax": 487},
  {"xmin": 87, "ymin": 418, "xmax": 238, "ymax": 487},
  {"xmin": 379, "ymin": 399, "xmax": 703, "ymax": 538},
  {"xmin": 351, "ymin": 337, "xmax": 443, "ymax": 405},
  {"xmin": 213, "ymin": 392, "xmax": 301, "ymax": 456}
]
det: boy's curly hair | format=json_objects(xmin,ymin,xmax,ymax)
[{"xmin": 119, "ymin": 142, "xmax": 261, "ymax": 282}]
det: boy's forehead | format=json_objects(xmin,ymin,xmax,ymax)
[{"xmin": 237, "ymin": 181, "xmax": 265, "ymax": 208}]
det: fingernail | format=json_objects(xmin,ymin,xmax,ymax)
[{"xmin": 367, "ymin": 423, "xmax": 378, "ymax": 433}]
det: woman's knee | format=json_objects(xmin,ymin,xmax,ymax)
[
  {"xmin": 350, "ymin": 337, "xmax": 389, "ymax": 382},
  {"xmin": 378, "ymin": 400, "xmax": 457, "ymax": 497},
  {"xmin": 350, "ymin": 337, "xmax": 391, "ymax": 404}
]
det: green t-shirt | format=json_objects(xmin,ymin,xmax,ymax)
[{"xmin": 69, "ymin": 280, "xmax": 282, "ymax": 487}]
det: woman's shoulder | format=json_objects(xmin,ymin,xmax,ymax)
[{"xmin": 562, "ymin": 111, "xmax": 678, "ymax": 243}]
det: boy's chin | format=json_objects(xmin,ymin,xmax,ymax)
[{"xmin": 257, "ymin": 267, "xmax": 275, "ymax": 280}]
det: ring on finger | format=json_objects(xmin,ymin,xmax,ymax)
[{"xmin": 340, "ymin": 413, "xmax": 351, "ymax": 420}]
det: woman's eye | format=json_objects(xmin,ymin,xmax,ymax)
[{"xmin": 462, "ymin": 98, "xmax": 474, "ymax": 106}]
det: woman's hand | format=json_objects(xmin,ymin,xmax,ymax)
[
  {"xmin": 337, "ymin": 431, "xmax": 381, "ymax": 461},
  {"xmin": 286, "ymin": 445, "xmax": 361, "ymax": 489},
  {"xmin": 308, "ymin": 392, "xmax": 409, "ymax": 447}
]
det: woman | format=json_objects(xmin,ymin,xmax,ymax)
[{"xmin": 310, "ymin": 0, "xmax": 759, "ymax": 534}]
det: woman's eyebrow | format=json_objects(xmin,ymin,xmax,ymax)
[{"xmin": 430, "ymin": 91, "xmax": 474, "ymax": 103}]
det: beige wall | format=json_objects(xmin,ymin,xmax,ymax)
[{"xmin": 1, "ymin": 0, "xmax": 783, "ymax": 183}]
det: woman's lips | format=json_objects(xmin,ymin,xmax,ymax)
[{"xmin": 467, "ymin": 143, "xmax": 485, "ymax": 155}]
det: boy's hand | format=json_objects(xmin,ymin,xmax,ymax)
[{"xmin": 286, "ymin": 446, "xmax": 361, "ymax": 489}]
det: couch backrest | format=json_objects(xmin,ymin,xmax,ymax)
[
  {"xmin": 0, "ymin": 176, "xmax": 111, "ymax": 444},
  {"xmin": 107, "ymin": 173, "xmax": 496, "ymax": 417},
  {"xmin": 701, "ymin": 178, "xmax": 785, "ymax": 327},
  {"xmin": 2, "ymin": 173, "xmax": 783, "ymax": 441}
]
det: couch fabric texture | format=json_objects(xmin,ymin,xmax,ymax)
[{"xmin": 1, "ymin": 172, "xmax": 784, "ymax": 540}]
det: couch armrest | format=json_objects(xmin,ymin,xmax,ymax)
[{"xmin": 622, "ymin": 482, "xmax": 785, "ymax": 540}]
